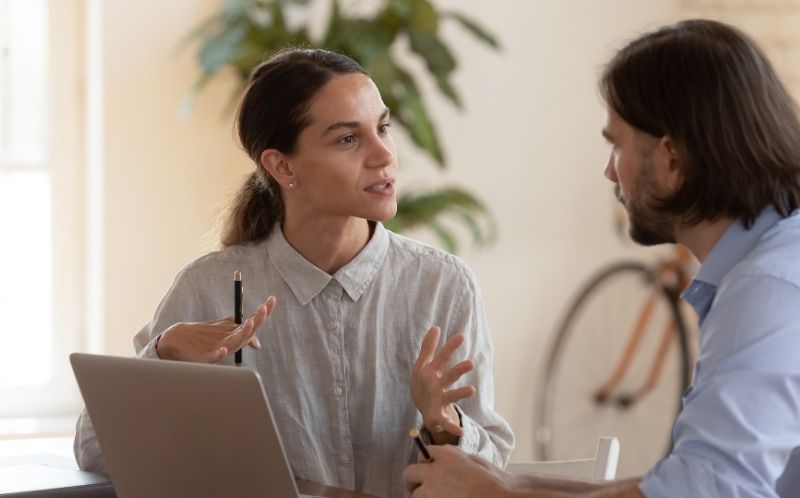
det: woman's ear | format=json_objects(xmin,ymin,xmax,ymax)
[{"xmin": 260, "ymin": 149, "xmax": 297, "ymax": 190}]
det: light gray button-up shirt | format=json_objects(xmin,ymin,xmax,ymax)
[{"xmin": 75, "ymin": 223, "xmax": 514, "ymax": 498}]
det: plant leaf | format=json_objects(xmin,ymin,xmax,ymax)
[
  {"xmin": 441, "ymin": 10, "xmax": 501, "ymax": 50},
  {"xmin": 221, "ymin": 0, "xmax": 253, "ymax": 21},
  {"xmin": 198, "ymin": 22, "xmax": 248, "ymax": 75},
  {"xmin": 406, "ymin": 0, "xmax": 438, "ymax": 33},
  {"xmin": 407, "ymin": 29, "xmax": 456, "ymax": 75},
  {"xmin": 395, "ymin": 76, "xmax": 445, "ymax": 166},
  {"xmin": 435, "ymin": 76, "xmax": 461, "ymax": 108},
  {"xmin": 427, "ymin": 221, "xmax": 458, "ymax": 254},
  {"xmin": 175, "ymin": 15, "xmax": 219, "ymax": 56},
  {"xmin": 385, "ymin": 186, "xmax": 494, "ymax": 253}
]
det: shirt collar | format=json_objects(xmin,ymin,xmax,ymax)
[
  {"xmin": 266, "ymin": 222, "xmax": 390, "ymax": 305},
  {"xmin": 333, "ymin": 222, "xmax": 390, "ymax": 302},
  {"xmin": 694, "ymin": 206, "xmax": 782, "ymax": 287},
  {"xmin": 682, "ymin": 206, "xmax": 782, "ymax": 320}
]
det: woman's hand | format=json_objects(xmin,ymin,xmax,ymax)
[
  {"xmin": 411, "ymin": 325, "xmax": 476, "ymax": 440},
  {"xmin": 156, "ymin": 296, "xmax": 277, "ymax": 363}
]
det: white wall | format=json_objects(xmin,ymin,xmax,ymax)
[
  {"xmin": 99, "ymin": 0, "xmax": 252, "ymax": 355},
  {"xmin": 96, "ymin": 0, "xmax": 681, "ymax": 461}
]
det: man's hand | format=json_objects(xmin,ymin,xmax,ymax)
[
  {"xmin": 156, "ymin": 296, "xmax": 277, "ymax": 363},
  {"xmin": 411, "ymin": 326, "xmax": 476, "ymax": 439},
  {"xmin": 404, "ymin": 445, "xmax": 515, "ymax": 498}
]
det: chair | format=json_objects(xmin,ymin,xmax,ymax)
[{"xmin": 507, "ymin": 437, "xmax": 620, "ymax": 481}]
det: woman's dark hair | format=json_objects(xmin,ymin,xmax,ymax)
[
  {"xmin": 600, "ymin": 19, "xmax": 800, "ymax": 227},
  {"xmin": 221, "ymin": 48, "xmax": 368, "ymax": 247}
]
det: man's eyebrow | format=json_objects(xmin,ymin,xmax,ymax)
[
  {"xmin": 321, "ymin": 108, "xmax": 391, "ymax": 138},
  {"xmin": 602, "ymin": 129, "xmax": 615, "ymax": 142}
]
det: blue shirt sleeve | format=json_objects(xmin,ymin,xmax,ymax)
[{"xmin": 640, "ymin": 274, "xmax": 800, "ymax": 498}]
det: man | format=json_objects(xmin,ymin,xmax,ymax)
[{"xmin": 404, "ymin": 19, "xmax": 800, "ymax": 498}]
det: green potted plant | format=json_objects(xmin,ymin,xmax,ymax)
[{"xmin": 184, "ymin": 0, "xmax": 500, "ymax": 253}]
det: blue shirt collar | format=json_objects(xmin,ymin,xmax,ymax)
[
  {"xmin": 694, "ymin": 207, "xmax": 782, "ymax": 287},
  {"xmin": 683, "ymin": 206, "xmax": 782, "ymax": 320}
]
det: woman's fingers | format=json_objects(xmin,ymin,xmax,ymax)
[
  {"xmin": 209, "ymin": 316, "xmax": 234, "ymax": 325},
  {"xmin": 248, "ymin": 335, "xmax": 262, "ymax": 350},
  {"xmin": 220, "ymin": 318, "xmax": 256, "ymax": 353},
  {"xmin": 429, "ymin": 333, "xmax": 465, "ymax": 372},
  {"xmin": 446, "ymin": 385, "xmax": 476, "ymax": 404},
  {"xmin": 264, "ymin": 295, "xmax": 277, "ymax": 315},
  {"xmin": 205, "ymin": 296, "xmax": 277, "ymax": 363},
  {"xmin": 207, "ymin": 345, "xmax": 228, "ymax": 364},
  {"xmin": 248, "ymin": 296, "xmax": 277, "ymax": 330},
  {"xmin": 439, "ymin": 416, "xmax": 465, "ymax": 437},
  {"xmin": 414, "ymin": 326, "xmax": 441, "ymax": 370},
  {"xmin": 441, "ymin": 359, "xmax": 475, "ymax": 386}
]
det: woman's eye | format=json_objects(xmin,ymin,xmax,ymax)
[
  {"xmin": 339, "ymin": 135, "xmax": 356, "ymax": 145},
  {"xmin": 378, "ymin": 123, "xmax": 392, "ymax": 134}
]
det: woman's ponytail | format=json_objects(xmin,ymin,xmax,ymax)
[{"xmin": 220, "ymin": 171, "xmax": 284, "ymax": 248}]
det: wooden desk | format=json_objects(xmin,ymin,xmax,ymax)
[{"xmin": 0, "ymin": 437, "xmax": 378, "ymax": 498}]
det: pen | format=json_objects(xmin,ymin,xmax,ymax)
[
  {"xmin": 234, "ymin": 271, "xmax": 243, "ymax": 366},
  {"xmin": 409, "ymin": 428, "xmax": 432, "ymax": 461}
]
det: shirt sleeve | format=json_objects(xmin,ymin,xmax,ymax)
[
  {"xmin": 134, "ymin": 268, "xmax": 201, "ymax": 357},
  {"xmin": 450, "ymin": 265, "xmax": 515, "ymax": 466},
  {"xmin": 73, "ymin": 409, "xmax": 108, "ymax": 475},
  {"xmin": 73, "ymin": 267, "xmax": 199, "ymax": 473},
  {"xmin": 640, "ymin": 275, "xmax": 800, "ymax": 498}
]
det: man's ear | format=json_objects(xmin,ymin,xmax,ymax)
[
  {"xmin": 260, "ymin": 149, "xmax": 296, "ymax": 189},
  {"xmin": 657, "ymin": 135, "xmax": 683, "ymax": 193}
]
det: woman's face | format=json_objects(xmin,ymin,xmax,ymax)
[{"xmin": 282, "ymin": 73, "xmax": 398, "ymax": 223}]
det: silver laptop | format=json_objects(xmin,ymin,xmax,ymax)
[{"xmin": 70, "ymin": 353, "xmax": 322, "ymax": 498}]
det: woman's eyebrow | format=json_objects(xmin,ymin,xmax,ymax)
[
  {"xmin": 321, "ymin": 120, "xmax": 360, "ymax": 138},
  {"xmin": 321, "ymin": 108, "xmax": 391, "ymax": 138}
]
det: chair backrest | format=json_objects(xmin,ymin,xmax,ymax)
[{"xmin": 507, "ymin": 437, "xmax": 619, "ymax": 481}]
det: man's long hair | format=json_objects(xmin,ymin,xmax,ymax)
[{"xmin": 601, "ymin": 19, "xmax": 800, "ymax": 227}]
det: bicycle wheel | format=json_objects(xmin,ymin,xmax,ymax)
[{"xmin": 534, "ymin": 261, "xmax": 691, "ymax": 478}]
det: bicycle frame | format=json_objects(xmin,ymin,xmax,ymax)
[{"xmin": 592, "ymin": 246, "xmax": 694, "ymax": 409}]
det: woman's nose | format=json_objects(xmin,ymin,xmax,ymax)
[{"xmin": 366, "ymin": 135, "xmax": 395, "ymax": 168}]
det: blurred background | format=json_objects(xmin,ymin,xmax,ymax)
[{"xmin": 2, "ymin": 0, "xmax": 799, "ymax": 477}]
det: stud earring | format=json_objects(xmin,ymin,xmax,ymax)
[{"xmin": 288, "ymin": 182, "xmax": 295, "ymax": 189}]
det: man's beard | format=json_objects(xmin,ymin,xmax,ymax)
[{"xmin": 615, "ymin": 184, "xmax": 676, "ymax": 246}]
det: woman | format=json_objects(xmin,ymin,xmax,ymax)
[{"xmin": 75, "ymin": 48, "xmax": 513, "ymax": 498}]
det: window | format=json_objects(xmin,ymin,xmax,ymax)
[{"xmin": 0, "ymin": 0, "xmax": 84, "ymax": 425}]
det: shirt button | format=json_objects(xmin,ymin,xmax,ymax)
[
  {"xmin": 327, "ymin": 321, "xmax": 338, "ymax": 331},
  {"xmin": 333, "ymin": 385, "xmax": 343, "ymax": 396},
  {"xmin": 340, "ymin": 455, "xmax": 350, "ymax": 464}
]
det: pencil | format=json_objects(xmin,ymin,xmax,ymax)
[
  {"xmin": 234, "ymin": 271, "xmax": 243, "ymax": 366},
  {"xmin": 409, "ymin": 428, "xmax": 432, "ymax": 461}
]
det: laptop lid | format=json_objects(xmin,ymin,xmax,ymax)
[{"xmin": 70, "ymin": 353, "xmax": 305, "ymax": 498}]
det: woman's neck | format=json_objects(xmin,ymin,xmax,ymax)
[{"xmin": 281, "ymin": 214, "xmax": 372, "ymax": 275}]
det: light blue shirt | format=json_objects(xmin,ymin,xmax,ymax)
[{"xmin": 640, "ymin": 208, "xmax": 800, "ymax": 498}]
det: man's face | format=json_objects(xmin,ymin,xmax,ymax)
[{"xmin": 602, "ymin": 109, "xmax": 677, "ymax": 246}]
